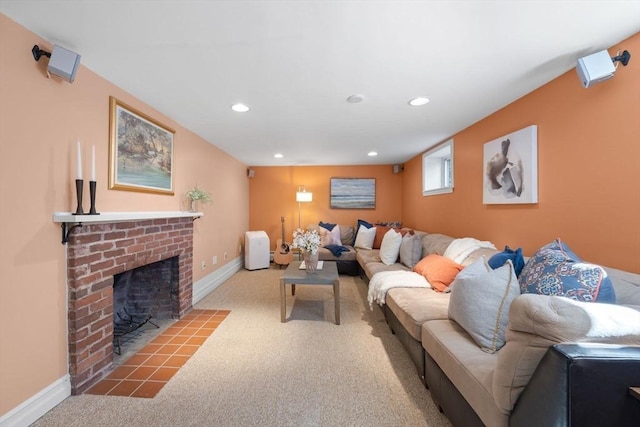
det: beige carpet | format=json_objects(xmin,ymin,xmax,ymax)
[{"xmin": 33, "ymin": 265, "xmax": 451, "ymax": 427}]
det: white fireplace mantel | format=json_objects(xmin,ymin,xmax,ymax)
[
  {"xmin": 52, "ymin": 211, "xmax": 203, "ymax": 244},
  {"xmin": 53, "ymin": 211, "xmax": 203, "ymax": 224}
]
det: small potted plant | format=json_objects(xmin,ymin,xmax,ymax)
[{"xmin": 186, "ymin": 185, "xmax": 213, "ymax": 212}]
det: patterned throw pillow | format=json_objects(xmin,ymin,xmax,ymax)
[{"xmin": 519, "ymin": 238, "xmax": 616, "ymax": 303}]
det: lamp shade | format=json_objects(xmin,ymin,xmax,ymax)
[{"xmin": 296, "ymin": 191, "xmax": 313, "ymax": 202}]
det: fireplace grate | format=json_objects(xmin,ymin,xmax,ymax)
[{"xmin": 113, "ymin": 307, "xmax": 159, "ymax": 355}]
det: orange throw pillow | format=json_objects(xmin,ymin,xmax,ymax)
[{"xmin": 413, "ymin": 254, "xmax": 463, "ymax": 292}]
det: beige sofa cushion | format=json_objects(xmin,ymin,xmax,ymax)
[
  {"xmin": 605, "ymin": 266, "xmax": 640, "ymax": 305},
  {"xmin": 422, "ymin": 320, "xmax": 508, "ymax": 427},
  {"xmin": 421, "ymin": 233, "xmax": 454, "ymax": 257},
  {"xmin": 363, "ymin": 261, "xmax": 408, "ymax": 279},
  {"xmin": 492, "ymin": 294, "xmax": 640, "ymax": 413},
  {"xmin": 386, "ymin": 288, "xmax": 450, "ymax": 340}
]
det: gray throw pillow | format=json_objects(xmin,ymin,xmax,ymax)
[
  {"xmin": 448, "ymin": 258, "xmax": 520, "ymax": 353},
  {"xmin": 399, "ymin": 233, "xmax": 422, "ymax": 269}
]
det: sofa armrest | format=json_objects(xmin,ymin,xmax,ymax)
[
  {"xmin": 507, "ymin": 294, "xmax": 640, "ymax": 343},
  {"xmin": 493, "ymin": 295, "xmax": 640, "ymax": 413},
  {"xmin": 509, "ymin": 344, "xmax": 640, "ymax": 427}
]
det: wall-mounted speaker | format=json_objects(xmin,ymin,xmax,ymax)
[
  {"xmin": 47, "ymin": 45, "xmax": 81, "ymax": 83},
  {"xmin": 392, "ymin": 164, "xmax": 404, "ymax": 174},
  {"xmin": 576, "ymin": 49, "xmax": 615, "ymax": 88},
  {"xmin": 247, "ymin": 168, "xmax": 255, "ymax": 178}
]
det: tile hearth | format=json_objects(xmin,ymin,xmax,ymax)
[{"xmin": 86, "ymin": 309, "xmax": 229, "ymax": 398}]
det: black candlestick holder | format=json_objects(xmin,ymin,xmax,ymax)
[
  {"xmin": 74, "ymin": 179, "xmax": 84, "ymax": 215},
  {"xmin": 89, "ymin": 180, "xmax": 99, "ymax": 215}
]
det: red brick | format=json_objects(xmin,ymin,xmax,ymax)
[
  {"xmin": 69, "ymin": 253, "xmax": 102, "ymax": 268},
  {"xmin": 71, "ymin": 233, "xmax": 102, "ymax": 245},
  {"xmin": 104, "ymin": 248, "xmax": 126, "ymax": 259},
  {"xmin": 69, "ymin": 305, "xmax": 89, "ymax": 321},
  {"xmin": 74, "ymin": 312, "xmax": 102, "ymax": 330},
  {"xmin": 89, "ymin": 296, "xmax": 112, "ymax": 314},
  {"xmin": 105, "ymin": 231, "xmax": 127, "ymax": 240},
  {"xmin": 145, "ymin": 240, "xmax": 161, "ymax": 250},
  {"xmin": 127, "ymin": 227, "xmax": 145, "ymax": 237},
  {"xmin": 115, "ymin": 238, "xmax": 135, "ymax": 248},
  {"xmin": 91, "ymin": 259, "xmax": 115, "ymax": 273},
  {"xmin": 126, "ymin": 243, "xmax": 146, "ymax": 254},
  {"xmin": 100, "ymin": 265, "xmax": 125, "ymax": 279},
  {"xmin": 76, "ymin": 350, "xmax": 108, "ymax": 375},
  {"xmin": 113, "ymin": 253, "xmax": 134, "ymax": 265},
  {"xmin": 91, "ymin": 278, "xmax": 114, "ymax": 293},
  {"xmin": 89, "ymin": 334, "xmax": 113, "ymax": 354},
  {"xmin": 74, "ymin": 272, "xmax": 103, "ymax": 289},
  {"xmin": 89, "ymin": 242, "xmax": 115, "ymax": 252},
  {"xmin": 145, "ymin": 226, "xmax": 160, "ymax": 234}
]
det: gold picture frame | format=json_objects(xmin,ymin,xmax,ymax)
[{"xmin": 109, "ymin": 96, "xmax": 176, "ymax": 195}]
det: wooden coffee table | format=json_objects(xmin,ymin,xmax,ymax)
[{"xmin": 280, "ymin": 261, "xmax": 340, "ymax": 324}]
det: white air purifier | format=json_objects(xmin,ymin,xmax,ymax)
[
  {"xmin": 244, "ymin": 231, "xmax": 270, "ymax": 270},
  {"xmin": 576, "ymin": 50, "xmax": 615, "ymax": 88}
]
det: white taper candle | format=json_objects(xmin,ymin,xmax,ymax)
[
  {"xmin": 91, "ymin": 145, "xmax": 96, "ymax": 181},
  {"xmin": 77, "ymin": 140, "xmax": 82, "ymax": 180}
]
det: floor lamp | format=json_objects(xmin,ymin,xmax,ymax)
[{"xmin": 296, "ymin": 185, "xmax": 312, "ymax": 229}]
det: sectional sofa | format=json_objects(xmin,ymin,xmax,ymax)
[{"xmin": 316, "ymin": 223, "xmax": 640, "ymax": 427}]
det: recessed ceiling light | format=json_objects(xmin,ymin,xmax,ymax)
[
  {"xmin": 368, "ymin": 151, "xmax": 378, "ymax": 157},
  {"xmin": 274, "ymin": 153, "xmax": 283, "ymax": 158},
  {"xmin": 347, "ymin": 94, "xmax": 365, "ymax": 104},
  {"xmin": 409, "ymin": 97, "xmax": 430, "ymax": 106},
  {"xmin": 231, "ymin": 103, "xmax": 250, "ymax": 112}
]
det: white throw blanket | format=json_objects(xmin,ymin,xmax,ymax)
[
  {"xmin": 367, "ymin": 270, "xmax": 430, "ymax": 309},
  {"xmin": 443, "ymin": 237, "xmax": 496, "ymax": 264}
]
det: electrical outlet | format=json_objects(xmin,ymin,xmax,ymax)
[
  {"xmin": 212, "ymin": 256, "xmax": 218, "ymax": 265},
  {"xmin": 201, "ymin": 260, "xmax": 206, "ymax": 271},
  {"xmin": 224, "ymin": 252, "xmax": 228, "ymax": 260},
  {"xmin": 238, "ymin": 244, "xmax": 242, "ymax": 254}
]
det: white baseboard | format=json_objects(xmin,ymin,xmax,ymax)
[
  {"xmin": 0, "ymin": 374, "xmax": 70, "ymax": 427},
  {"xmin": 192, "ymin": 256, "xmax": 244, "ymax": 305}
]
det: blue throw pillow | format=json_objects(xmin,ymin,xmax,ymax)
[
  {"xmin": 518, "ymin": 238, "xmax": 615, "ymax": 303},
  {"xmin": 488, "ymin": 246, "xmax": 525, "ymax": 277},
  {"xmin": 319, "ymin": 221, "xmax": 337, "ymax": 231}
]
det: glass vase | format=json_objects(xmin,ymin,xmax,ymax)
[{"xmin": 303, "ymin": 251, "xmax": 319, "ymax": 273}]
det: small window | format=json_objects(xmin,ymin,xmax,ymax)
[{"xmin": 422, "ymin": 139, "xmax": 454, "ymax": 196}]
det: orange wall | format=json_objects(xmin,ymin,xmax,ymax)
[
  {"xmin": 403, "ymin": 33, "xmax": 640, "ymax": 273},
  {"xmin": 249, "ymin": 165, "xmax": 403, "ymax": 247},
  {"xmin": 0, "ymin": 14, "xmax": 249, "ymax": 416}
]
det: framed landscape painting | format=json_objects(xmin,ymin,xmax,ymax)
[
  {"xmin": 109, "ymin": 97, "xmax": 175, "ymax": 195},
  {"xmin": 330, "ymin": 178, "xmax": 376, "ymax": 209},
  {"xmin": 483, "ymin": 125, "xmax": 538, "ymax": 204}
]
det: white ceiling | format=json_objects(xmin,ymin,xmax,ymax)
[{"xmin": 2, "ymin": 1, "xmax": 639, "ymax": 166}]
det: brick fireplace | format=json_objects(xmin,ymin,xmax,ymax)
[{"xmin": 65, "ymin": 216, "xmax": 195, "ymax": 394}]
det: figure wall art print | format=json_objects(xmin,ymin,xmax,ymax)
[
  {"xmin": 483, "ymin": 125, "xmax": 538, "ymax": 204},
  {"xmin": 109, "ymin": 97, "xmax": 176, "ymax": 195}
]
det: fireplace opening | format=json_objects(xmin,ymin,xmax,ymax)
[{"xmin": 112, "ymin": 256, "xmax": 180, "ymax": 360}]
